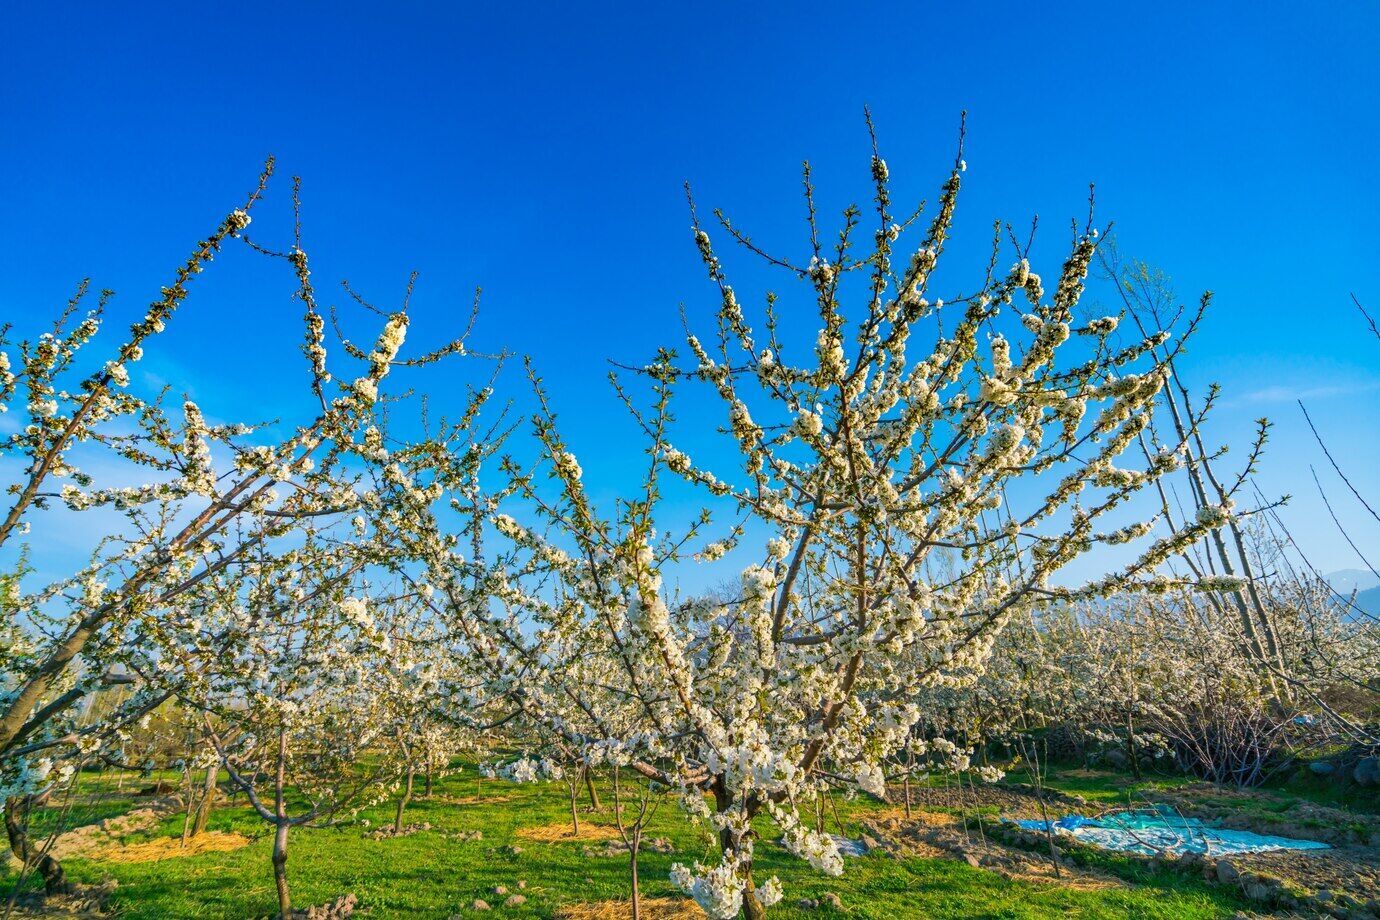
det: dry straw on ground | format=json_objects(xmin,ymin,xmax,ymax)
[
  {"xmin": 1013, "ymin": 864, "xmax": 1122, "ymax": 891},
  {"xmin": 94, "ymin": 831, "xmax": 250, "ymax": 863},
  {"xmin": 555, "ymin": 897, "xmax": 706, "ymax": 919},
  {"xmin": 47, "ymin": 798, "xmax": 182, "ymax": 859},
  {"xmin": 432, "ymin": 793, "xmax": 516, "ymax": 806},
  {"xmin": 515, "ymin": 822, "xmax": 621, "ymax": 843}
]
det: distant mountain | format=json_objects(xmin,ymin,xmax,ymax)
[
  {"xmin": 1324, "ymin": 568, "xmax": 1380, "ymax": 594},
  {"xmin": 1354, "ymin": 586, "xmax": 1380, "ymax": 618},
  {"xmin": 1324, "ymin": 569, "xmax": 1380, "ymax": 618}
]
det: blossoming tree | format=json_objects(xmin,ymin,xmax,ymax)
[
  {"xmin": 179, "ymin": 540, "xmax": 397, "ymax": 917},
  {"xmin": 422, "ymin": 121, "xmax": 1234, "ymax": 918},
  {"xmin": 0, "ymin": 165, "xmax": 492, "ymax": 897}
]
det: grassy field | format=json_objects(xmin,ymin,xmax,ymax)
[{"xmin": 10, "ymin": 761, "xmax": 1360, "ymax": 919}]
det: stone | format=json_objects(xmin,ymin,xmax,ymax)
[
  {"xmin": 821, "ymin": 892, "xmax": 843, "ymax": 910},
  {"xmin": 1353, "ymin": 756, "xmax": 1380, "ymax": 786},
  {"xmin": 1309, "ymin": 761, "xmax": 1336, "ymax": 776},
  {"xmin": 493, "ymin": 886, "xmax": 507, "ymax": 896},
  {"xmin": 297, "ymin": 894, "xmax": 358, "ymax": 919},
  {"xmin": 643, "ymin": 836, "xmax": 676, "ymax": 853},
  {"xmin": 471, "ymin": 899, "xmax": 490, "ymax": 911},
  {"xmin": 504, "ymin": 895, "xmax": 526, "ymax": 907},
  {"xmin": 1216, "ymin": 859, "xmax": 1240, "ymax": 884}
]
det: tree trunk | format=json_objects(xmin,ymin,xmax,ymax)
[
  {"xmin": 424, "ymin": 760, "xmax": 433, "ymax": 798},
  {"xmin": 181, "ymin": 759, "xmax": 196, "ymax": 844},
  {"xmin": 394, "ymin": 765, "xmax": 415, "ymax": 835},
  {"xmin": 629, "ymin": 839, "xmax": 641, "ymax": 920},
  {"xmin": 714, "ymin": 795, "xmax": 764, "ymax": 920},
  {"xmin": 272, "ymin": 820, "xmax": 291, "ymax": 918},
  {"xmin": 583, "ymin": 764, "xmax": 601, "ymax": 810},
  {"xmin": 1020, "ymin": 740, "xmax": 1061, "ymax": 879},
  {"xmin": 273, "ymin": 727, "xmax": 292, "ymax": 918},
  {"xmin": 1126, "ymin": 709, "xmax": 1142, "ymax": 780},
  {"xmin": 739, "ymin": 869, "xmax": 766, "ymax": 920},
  {"xmin": 568, "ymin": 779, "xmax": 581, "ymax": 835},
  {"xmin": 192, "ymin": 762, "xmax": 218, "ymax": 837},
  {"xmin": 5, "ymin": 796, "xmax": 69, "ymax": 894}
]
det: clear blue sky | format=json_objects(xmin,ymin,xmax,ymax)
[{"xmin": 3, "ymin": 1, "xmax": 1378, "ymax": 580}]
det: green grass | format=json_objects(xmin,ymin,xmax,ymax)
[{"xmin": 3, "ymin": 764, "xmax": 1257, "ymax": 919}]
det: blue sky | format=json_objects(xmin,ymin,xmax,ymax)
[{"xmin": 3, "ymin": 1, "xmax": 1378, "ymax": 582}]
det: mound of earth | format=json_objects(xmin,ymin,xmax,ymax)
[
  {"xmin": 256, "ymin": 893, "xmax": 358, "ymax": 919},
  {"xmin": 1224, "ymin": 846, "xmax": 1380, "ymax": 917},
  {"xmin": 865, "ymin": 812, "xmax": 1125, "ymax": 892},
  {"xmin": 48, "ymin": 796, "xmax": 184, "ymax": 859},
  {"xmin": 582, "ymin": 835, "xmax": 675, "ymax": 857},
  {"xmin": 885, "ymin": 781, "xmax": 1086, "ymax": 820},
  {"xmin": 366, "ymin": 822, "xmax": 434, "ymax": 839},
  {"xmin": 4, "ymin": 879, "xmax": 118, "ymax": 917}
]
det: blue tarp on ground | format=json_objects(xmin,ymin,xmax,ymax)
[
  {"xmin": 1013, "ymin": 805, "xmax": 1331, "ymax": 856},
  {"xmin": 830, "ymin": 835, "xmax": 869, "ymax": 857}
]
